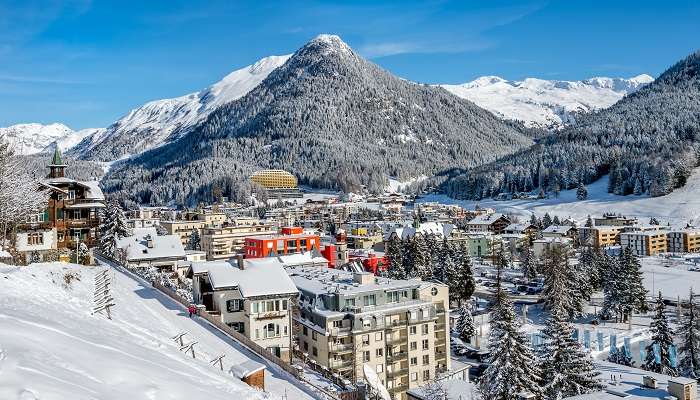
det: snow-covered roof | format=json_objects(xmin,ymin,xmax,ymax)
[
  {"xmin": 276, "ymin": 251, "xmax": 329, "ymax": 267},
  {"xmin": 66, "ymin": 202, "xmax": 105, "ymax": 209},
  {"xmin": 287, "ymin": 266, "xmax": 418, "ymax": 297},
  {"xmin": 504, "ymin": 223, "xmax": 534, "ymax": 233},
  {"xmin": 116, "ymin": 228, "xmax": 186, "ymax": 262},
  {"xmin": 192, "ymin": 258, "xmax": 298, "ymax": 297},
  {"xmin": 385, "ymin": 222, "xmax": 454, "ymax": 240},
  {"xmin": 229, "ymin": 359, "xmax": 266, "ymax": 379},
  {"xmin": 467, "ymin": 213, "xmax": 506, "ymax": 225},
  {"xmin": 43, "ymin": 178, "xmax": 104, "ymax": 201},
  {"xmin": 542, "ymin": 225, "xmax": 576, "ymax": 234}
]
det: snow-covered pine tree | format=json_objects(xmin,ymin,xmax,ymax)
[
  {"xmin": 449, "ymin": 241, "xmax": 475, "ymax": 306},
  {"xmin": 455, "ymin": 303, "xmax": 476, "ymax": 343},
  {"xmin": 678, "ymin": 289, "xmax": 700, "ymax": 379},
  {"xmin": 187, "ymin": 229, "xmax": 201, "ymax": 251},
  {"xmin": 542, "ymin": 213, "xmax": 553, "ymax": 229},
  {"xmin": 643, "ymin": 292, "xmax": 679, "ymax": 376},
  {"xmin": 99, "ymin": 200, "xmax": 132, "ymax": 257},
  {"xmin": 584, "ymin": 215, "xmax": 593, "ymax": 228},
  {"xmin": 619, "ymin": 247, "xmax": 648, "ymax": 318},
  {"xmin": 576, "ymin": 182, "xmax": 588, "ymax": 200},
  {"xmin": 541, "ymin": 246, "xmax": 575, "ymax": 317},
  {"xmin": 481, "ymin": 282, "xmax": 542, "ymax": 400},
  {"xmin": 410, "ymin": 235, "xmax": 431, "ymax": 280},
  {"xmin": 155, "ymin": 223, "xmax": 168, "ymax": 236},
  {"xmin": 78, "ymin": 242, "xmax": 89, "ymax": 265},
  {"xmin": 29, "ymin": 250, "xmax": 41, "ymax": 264},
  {"xmin": 520, "ymin": 246, "xmax": 537, "ymax": 280},
  {"xmin": 433, "ymin": 238, "xmax": 453, "ymax": 283},
  {"xmin": 649, "ymin": 217, "xmax": 660, "ymax": 225},
  {"xmin": 608, "ymin": 345, "xmax": 634, "ymax": 367},
  {"xmin": 539, "ymin": 305, "xmax": 603, "ymax": 399},
  {"xmin": 552, "ymin": 215, "xmax": 561, "ymax": 225},
  {"xmin": 386, "ymin": 234, "xmax": 406, "ymax": 280}
]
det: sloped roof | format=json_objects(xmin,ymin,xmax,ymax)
[
  {"xmin": 192, "ymin": 258, "xmax": 298, "ymax": 297},
  {"xmin": 116, "ymin": 228, "xmax": 186, "ymax": 262}
]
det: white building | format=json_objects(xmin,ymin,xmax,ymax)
[
  {"xmin": 115, "ymin": 228, "xmax": 186, "ymax": 270},
  {"xmin": 189, "ymin": 257, "xmax": 298, "ymax": 362}
]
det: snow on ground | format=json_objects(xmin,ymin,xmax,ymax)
[
  {"xmin": 0, "ymin": 262, "xmax": 314, "ymax": 400},
  {"xmin": 386, "ymin": 176, "xmax": 426, "ymax": 193},
  {"xmin": 641, "ymin": 257, "xmax": 700, "ymax": 299},
  {"xmin": 419, "ymin": 168, "xmax": 700, "ymax": 226}
]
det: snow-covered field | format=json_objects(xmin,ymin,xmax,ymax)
[
  {"xmin": 0, "ymin": 263, "xmax": 313, "ymax": 400},
  {"xmin": 419, "ymin": 168, "xmax": 700, "ymax": 227}
]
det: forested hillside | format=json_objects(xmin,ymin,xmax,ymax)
[
  {"xmin": 102, "ymin": 35, "xmax": 533, "ymax": 205},
  {"xmin": 444, "ymin": 50, "xmax": 700, "ymax": 200}
]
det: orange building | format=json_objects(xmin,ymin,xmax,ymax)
[{"xmin": 244, "ymin": 227, "xmax": 321, "ymax": 258}]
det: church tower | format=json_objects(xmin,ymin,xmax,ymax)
[{"xmin": 48, "ymin": 148, "xmax": 66, "ymax": 178}]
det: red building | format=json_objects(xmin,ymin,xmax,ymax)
[
  {"xmin": 348, "ymin": 252, "xmax": 387, "ymax": 275},
  {"xmin": 244, "ymin": 227, "xmax": 321, "ymax": 258}
]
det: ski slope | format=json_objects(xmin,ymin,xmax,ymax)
[
  {"xmin": 0, "ymin": 262, "xmax": 315, "ymax": 400},
  {"xmin": 421, "ymin": 168, "xmax": 700, "ymax": 226}
]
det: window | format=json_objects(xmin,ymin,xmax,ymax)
[
  {"xmin": 423, "ymin": 370, "xmax": 430, "ymax": 380},
  {"xmin": 422, "ymin": 354, "xmax": 429, "ymax": 365},
  {"xmin": 27, "ymin": 233, "xmax": 44, "ymax": 245},
  {"xmin": 376, "ymin": 364, "xmax": 384, "ymax": 373},
  {"xmin": 376, "ymin": 348, "xmax": 383, "ymax": 357},
  {"xmin": 57, "ymin": 232, "xmax": 64, "ymax": 242},
  {"xmin": 226, "ymin": 299, "xmax": 242, "ymax": 313},
  {"xmin": 312, "ymin": 347, "xmax": 318, "ymax": 356},
  {"xmin": 363, "ymin": 351, "xmax": 370, "ymax": 362},
  {"xmin": 73, "ymin": 210, "xmax": 81, "ymax": 220},
  {"xmin": 345, "ymin": 298, "xmax": 355, "ymax": 308},
  {"xmin": 410, "ymin": 326, "xmax": 417, "ymax": 335},
  {"xmin": 57, "ymin": 194, "xmax": 63, "ymax": 201},
  {"xmin": 255, "ymin": 329, "xmax": 260, "ymax": 339},
  {"xmin": 283, "ymin": 325, "xmax": 288, "ymax": 336},
  {"xmin": 410, "ymin": 342, "xmax": 417, "ymax": 351},
  {"xmin": 333, "ymin": 320, "xmax": 342, "ymax": 328},
  {"xmin": 422, "ymin": 340, "xmax": 429, "ymax": 350},
  {"xmin": 422, "ymin": 324, "xmax": 429, "ymax": 335},
  {"xmin": 411, "ymin": 372, "xmax": 418, "ymax": 382},
  {"xmin": 303, "ymin": 341, "xmax": 308, "ymax": 351},
  {"xmin": 362, "ymin": 334, "xmax": 370, "ymax": 346},
  {"xmin": 68, "ymin": 190, "xmax": 76, "ymax": 200},
  {"xmin": 303, "ymin": 326, "xmax": 308, "ymax": 336},
  {"xmin": 266, "ymin": 323, "xmax": 275, "ymax": 338},
  {"xmin": 387, "ymin": 291, "xmax": 400, "ymax": 303},
  {"xmin": 410, "ymin": 357, "xmax": 418, "ymax": 366},
  {"xmin": 363, "ymin": 294, "xmax": 376, "ymax": 306},
  {"xmin": 375, "ymin": 332, "xmax": 383, "ymax": 341},
  {"xmin": 229, "ymin": 322, "xmax": 244, "ymax": 334},
  {"xmin": 253, "ymin": 302, "xmax": 259, "ymax": 313},
  {"xmin": 312, "ymin": 331, "xmax": 317, "ymax": 341},
  {"xmin": 282, "ymin": 299, "xmax": 288, "ymax": 310}
]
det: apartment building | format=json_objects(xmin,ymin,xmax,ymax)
[
  {"xmin": 668, "ymin": 229, "xmax": 700, "ymax": 253},
  {"xmin": 244, "ymin": 227, "xmax": 321, "ymax": 259},
  {"xmin": 578, "ymin": 225, "xmax": 625, "ymax": 248},
  {"xmin": 620, "ymin": 230, "xmax": 669, "ymax": 256},
  {"xmin": 189, "ymin": 257, "xmax": 298, "ymax": 362},
  {"xmin": 288, "ymin": 267, "xmax": 450, "ymax": 400},
  {"xmin": 160, "ymin": 220, "xmax": 206, "ymax": 247},
  {"xmin": 464, "ymin": 213, "xmax": 510, "ymax": 235},
  {"xmin": 594, "ymin": 214, "xmax": 639, "ymax": 227},
  {"xmin": 201, "ymin": 223, "xmax": 276, "ymax": 260}
]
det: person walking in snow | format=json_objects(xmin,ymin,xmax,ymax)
[{"xmin": 187, "ymin": 304, "xmax": 196, "ymax": 318}]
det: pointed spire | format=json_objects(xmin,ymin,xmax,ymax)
[{"xmin": 50, "ymin": 147, "xmax": 65, "ymax": 166}]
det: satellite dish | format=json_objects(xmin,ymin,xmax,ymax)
[{"xmin": 363, "ymin": 363, "xmax": 391, "ymax": 400}]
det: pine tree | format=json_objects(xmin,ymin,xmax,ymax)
[
  {"xmin": 576, "ymin": 183, "xmax": 588, "ymax": 200},
  {"xmin": 386, "ymin": 235, "xmax": 406, "ymax": 280},
  {"xmin": 542, "ymin": 213, "xmax": 553, "ymax": 229},
  {"xmin": 187, "ymin": 229, "xmax": 201, "ymax": 251},
  {"xmin": 608, "ymin": 345, "xmax": 634, "ymax": 367},
  {"xmin": 29, "ymin": 251, "xmax": 41, "ymax": 264},
  {"xmin": 77, "ymin": 242, "xmax": 90, "ymax": 265},
  {"xmin": 643, "ymin": 292, "xmax": 678, "ymax": 376},
  {"xmin": 449, "ymin": 241, "xmax": 475, "ymax": 305},
  {"xmin": 584, "ymin": 215, "xmax": 593, "ymax": 228},
  {"xmin": 433, "ymin": 238, "xmax": 453, "ymax": 283},
  {"xmin": 539, "ymin": 310, "xmax": 603, "ymax": 399},
  {"xmin": 602, "ymin": 248, "xmax": 647, "ymax": 322},
  {"xmin": 520, "ymin": 247, "xmax": 537, "ymax": 280},
  {"xmin": 99, "ymin": 200, "xmax": 132, "ymax": 257},
  {"xmin": 552, "ymin": 215, "xmax": 561, "ymax": 226},
  {"xmin": 481, "ymin": 282, "xmax": 542, "ymax": 400},
  {"xmin": 410, "ymin": 235, "xmax": 431, "ymax": 280},
  {"xmin": 678, "ymin": 290, "xmax": 700, "ymax": 379},
  {"xmin": 455, "ymin": 304, "xmax": 476, "ymax": 343}
]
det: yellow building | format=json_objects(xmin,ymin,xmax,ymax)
[{"xmin": 251, "ymin": 170, "xmax": 298, "ymax": 189}]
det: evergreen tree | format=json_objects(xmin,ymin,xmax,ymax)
[
  {"xmin": 643, "ymin": 292, "xmax": 678, "ymax": 376},
  {"xmin": 539, "ymin": 309, "xmax": 603, "ymax": 399},
  {"xmin": 601, "ymin": 248, "xmax": 647, "ymax": 322},
  {"xmin": 649, "ymin": 217, "xmax": 660, "ymax": 225},
  {"xmin": 552, "ymin": 215, "xmax": 561, "ymax": 226},
  {"xmin": 99, "ymin": 200, "xmax": 131, "ymax": 257},
  {"xmin": 608, "ymin": 345, "xmax": 634, "ymax": 367},
  {"xmin": 678, "ymin": 290, "xmax": 700, "ymax": 379},
  {"xmin": 578, "ymin": 246, "xmax": 602, "ymax": 291},
  {"xmin": 481, "ymin": 282, "xmax": 542, "ymax": 400},
  {"xmin": 77, "ymin": 242, "xmax": 90, "ymax": 265},
  {"xmin": 542, "ymin": 213, "xmax": 553, "ymax": 229},
  {"xmin": 584, "ymin": 215, "xmax": 593, "ymax": 228},
  {"xmin": 576, "ymin": 183, "xmax": 588, "ymax": 200},
  {"xmin": 385, "ymin": 235, "xmax": 406, "ymax": 280},
  {"xmin": 520, "ymin": 247, "xmax": 538, "ymax": 280},
  {"xmin": 187, "ymin": 229, "xmax": 201, "ymax": 251},
  {"xmin": 455, "ymin": 304, "xmax": 476, "ymax": 343},
  {"xmin": 409, "ymin": 235, "xmax": 431, "ymax": 280},
  {"xmin": 433, "ymin": 238, "xmax": 453, "ymax": 283},
  {"xmin": 29, "ymin": 251, "xmax": 41, "ymax": 264},
  {"xmin": 449, "ymin": 241, "xmax": 475, "ymax": 305}
]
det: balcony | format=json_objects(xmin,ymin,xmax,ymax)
[
  {"xmin": 329, "ymin": 358, "xmax": 353, "ymax": 369},
  {"xmin": 386, "ymin": 366, "xmax": 408, "ymax": 378},
  {"xmin": 329, "ymin": 326, "xmax": 352, "ymax": 337},
  {"xmin": 385, "ymin": 335, "xmax": 407, "ymax": 345},
  {"xmin": 385, "ymin": 351, "xmax": 408, "ymax": 363},
  {"xmin": 385, "ymin": 319, "xmax": 407, "ymax": 330},
  {"xmin": 389, "ymin": 383, "xmax": 409, "ymax": 393},
  {"xmin": 329, "ymin": 342, "xmax": 354, "ymax": 353}
]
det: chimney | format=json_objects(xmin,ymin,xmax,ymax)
[
  {"xmin": 353, "ymin": 271, "xmax": 374, "ymax": 285},
  {"xmin": 146, "ymin": 234, "xmax": 154, "ymax": 248}
]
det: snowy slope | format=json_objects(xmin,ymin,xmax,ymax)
[
  {"xmin": 0, "ymin": 123, "xmax": 73, "ymax": 155},
  {"xmin": 419, "ymin": 167, "xmax": 700, "ymax": 227},
  {"xmin": 441, "ymin": 74, "xmax": 653, "ymax": 128},
  {"xmin": 73, "ymin": 55, "xmax": 291, "ymax": 160},
  {"xmin": 0, "ymin": 262, "xmax": 311, "ymax": 400}
]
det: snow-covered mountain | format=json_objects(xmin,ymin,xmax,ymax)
[
  {"xmin": 0, "ymin": 123, "xmax": 71, "ymax": 155},
  {"xmin": 71, "ymin": 54, "xmax": 291, "ymax": 160},
  {"xmin": 441, "ymin": 74, "xmax": 654, "ymax": 129}
]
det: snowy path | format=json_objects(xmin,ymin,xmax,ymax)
[{"xmin": 104, "ymin": 261, "xmax": 318, "ymax": 400}]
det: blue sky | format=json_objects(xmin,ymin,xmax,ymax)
[{"xmin": 1, "ymin": 0, "xmax": 698, "ymax": 129}]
